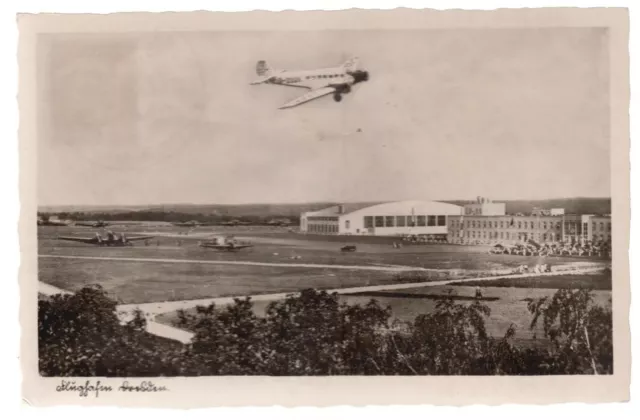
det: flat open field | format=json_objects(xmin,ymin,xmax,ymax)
[
  {"xmin": 39, "ymin": 225, "xmax": 611, "ymax": 346},
  {"xmin": 38, "ymin": 225, "xmax": 608, "ymax": 305},
  {"xmin": 39, "ymin": 257, "xmax": 398, "ymax": 304},
  {"xmin": 39, "ymin": 225, "xmax": 600, "ymax": 270}
]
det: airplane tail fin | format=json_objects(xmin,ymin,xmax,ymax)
[
  {"xmin": 342, "ymin": 57, "xmax": 359, "ymax": 72},
  {"xmin": 256, "ymin": 60, "xmax": 273, "ymax": 77},
  {"xmin": 251, "ymin": 60, "xmax": 275, "ymax": 85}
]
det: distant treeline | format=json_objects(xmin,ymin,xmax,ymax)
[
  {"xmin": 38, "ymin": 197, "xmax": 611, "ymax": 222},
  {"xmin": 38, "ymin": 210, "xmax": 299, "ymax": 225}
]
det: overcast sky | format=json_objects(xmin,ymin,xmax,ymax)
[{"xmin": 38, "ymin": 28, "xmax": 610, "ymax": 206}]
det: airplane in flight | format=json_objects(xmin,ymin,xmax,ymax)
[
  {"xmin": 250, "ymin": 57, "xmax": 370, "ymax": 109},
  {"xmin": 198, "ymin": 236, "xmax": 254, "ymax": 252},
  {"xmin": 75, "ymin": 220, "xmax": 110, "ymax": 228},
  {"xmin": 57, "ymin": 231, "xmax": 155, "ymax": 247}
]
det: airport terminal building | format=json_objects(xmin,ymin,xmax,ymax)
[
  {"xmin": 300, "ymin": 197, "xmax": 611, "ymax": 246},
  {"xmin": 300, "ymin": 200, "xmax": 464, "ymax": 237},
  {"xmin": 447, "ymin": 197, "xmax": 612, "ymax": 245}
]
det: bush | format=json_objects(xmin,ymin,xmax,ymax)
[{"xmin": 38, "ymin": 285, "xmax": 613, "ymax": 376}]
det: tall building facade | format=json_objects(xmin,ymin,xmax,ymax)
[{"xmin": 447, "ymin": 198, "xmax": 611, "ymax": 245}]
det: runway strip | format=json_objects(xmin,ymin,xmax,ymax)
[{"xmin": 39, "ymin": 254, "xmax": 431, "ymax": 272}]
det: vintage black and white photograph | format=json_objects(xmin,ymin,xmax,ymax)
[{"xmin": 19, "ymin": 8, "xmax": 630, "ymax": 406}]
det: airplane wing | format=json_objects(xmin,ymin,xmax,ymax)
[
  {"xmin": 279, "ymin": 86, "xmax": 337, "ymax": 109},
  {"xmin": 250, "ymin": 75, "xmax": 273, "ymax": 85},
  {"xmin": 58, "ymin": 236, "xmax": 98, "ymax": 244}
]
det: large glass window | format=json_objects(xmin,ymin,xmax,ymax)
[
  {"xmin": 407, "ymin": 215, "xmax": 415, "ymax": 226},
  {"xmin": 437, "ymin": 215, "xmax": 446, "ymax": 226},
  {"xmin": 375, "ymin": 216, "xmax": 384, "ymax": 227},
  {"xmin": 427, "ymin": 216, "xmax": 436, "ymax": 226},
  {"xmin": 417, "ymin": 216, "xmax": 426, "ymax": 226},
  {"xmin": 345, "ymin": 220, "xmax": 350, "ymax": 230},
  {"xmin": 385, "ymin": 216, "xmax": 395, "ymax": 227},
  {"xmin": 364, "ymin": 216, "xmax": 373, "ymax": 228},
  {"xmin": 396, "ymin": 216, "xmax": 406, "ymax": 227}
]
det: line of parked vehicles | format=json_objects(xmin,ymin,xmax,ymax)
[{"xmin": 489, "ymin": 239, "xmax": 612, "ymax": 258}]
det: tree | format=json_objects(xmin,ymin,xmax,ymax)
[
  {"xmin": 526, "ymin": 288, "xmax": 613, "ymax": 374},
  {"xmin": 38, "ymin": 285, "xmax": 613, "ymax": 377},
  {"xmin": 38, "ymin": 285, "xmax": 192, "ymax": 377}
]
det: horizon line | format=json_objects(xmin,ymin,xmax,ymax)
[{"xmin": 37, "ymin": 196, "xmax": 613, "ymax": 210}]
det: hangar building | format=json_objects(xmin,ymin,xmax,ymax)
[{"xmin": 300, "ymin": 200, "xmax": 464, "ymax": 237}]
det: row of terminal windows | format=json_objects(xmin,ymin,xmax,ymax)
[
  {"xmin": 451, "ymin": 219, "xmax": 612, "ymax": 232},
  {"xmin": 593, "ymin": 222, "xmax": 612, "ymax": 231},
  {"xmin": 307, "ymin": 216, "xmax": 339, "ymax": 222},
  {"xmin": 456, "ymin": 231, "xmax": 560, "ymax": 241},
  {"xmin": 363, "ymin": 215, "xmax": 447, "ymax": 229},
  {"xmin": 307, "ymin": 223, "xmax": 338, "ymax": 233},
  {"xmin": 450, "ymin": 220, "xmax": 564, "ymax": 230}
]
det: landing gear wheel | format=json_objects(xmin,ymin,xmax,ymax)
[{"xmin": 333, "ymin": 93, "xmax": 342, "ymax": 102}]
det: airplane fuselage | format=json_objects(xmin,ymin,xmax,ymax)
[
  {"xmin": 199, "ymin": 243, "xmax": 253, "ymax": 252},
  {"xmin": 93, "ymin": 240, "xmax": 134, "ymax": 247},
  {"xmin": 266, "ymin": 66, "xmax": 354, "ymax": 89}
]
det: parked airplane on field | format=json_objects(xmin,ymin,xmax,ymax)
[
  {"xmin": 38, "ymin": 218, "xmax": 71, "ymax": 227},
  {"xmin": 75, "ymin": 220, "xmax": 110, "ymax": 228},
  {"xmin": 199, "ymin": 236, "xmax": 254, "ymax": 252},
  {"xmin": 266, "ymin": 219, "xmax": 292, "ymax": 227},
  {"xmin": 57, "ymin": 231, "xmax": 155, "ymax": 247},
  {"xmin": 220, "ymin": 220, "xmax": 252, "ymax": 227},
  {"xmin": 172, "ymin": 220, "xmax": 214, "ymax": 227},
  {"xmin": 250, "ymin": 57, "xmax": 370, "ymax": 109}
]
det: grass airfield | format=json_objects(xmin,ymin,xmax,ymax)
[{"xmin": 38, "ymin": 223, "xmax": 611, "ymax": 343}]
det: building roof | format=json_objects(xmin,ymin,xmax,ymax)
[
  {"xmin": 304, "ymin": 200, "xmax": 463, "ymax": 217},
  {"xmin": 304, "ymin": 202, "xmax": 386, "ymax": 217}
]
